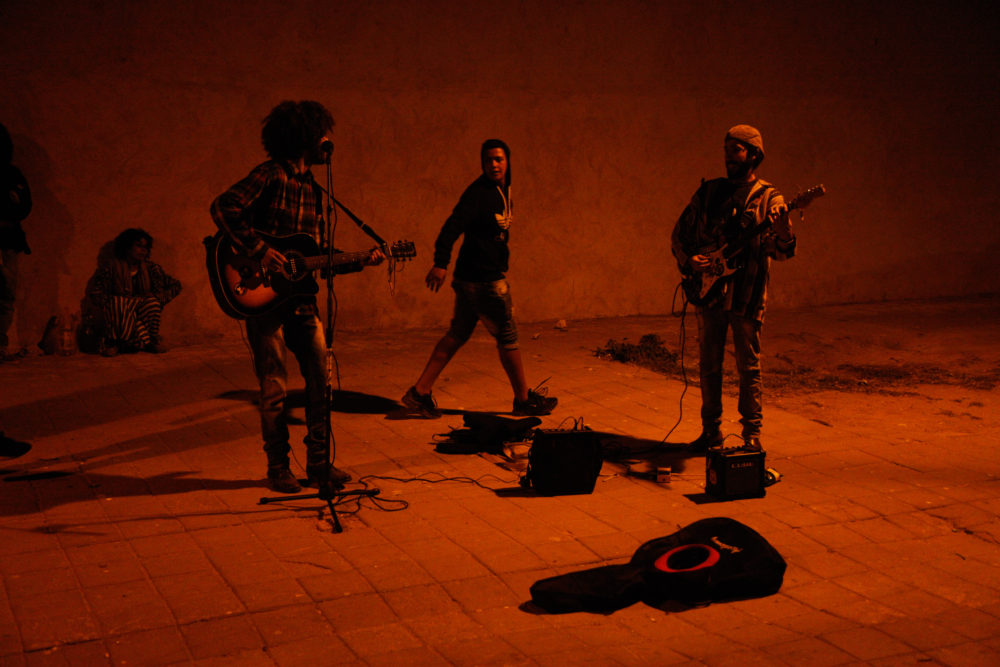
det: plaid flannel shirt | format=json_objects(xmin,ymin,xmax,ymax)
[{"xmin": 211, "ymin": 161, "xmax": 324, "ymax": 259}]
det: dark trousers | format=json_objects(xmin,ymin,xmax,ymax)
[
  {"xmin": 0, "ymin": 249, "xmax": 18, "ymax": 349},
  {"xmin": 697, "ymin": 307, "xmax": 763, "ymax": 438},
  {"xmin": 246, "ymin": 302, "xmax": 329, "ymax": 470}
]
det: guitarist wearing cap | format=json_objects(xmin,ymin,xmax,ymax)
[
  {"xmin": 210, "ymin": 100, "xmax": 384, "ymax": 494},
  {"xmin": 671, "ymin": 125, "xmax": 796, "ymax": 452}
]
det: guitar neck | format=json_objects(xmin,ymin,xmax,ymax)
[
  {"xmin": 727, "ymin": 189, "xmax": 820, "ymax": 256},
  {"xmin": 300, "ymin": 250, "xmax": 371, "ymax": 272},
  {"xmin": 742, "ymin": 199, "xmax": 799, "ymax": 239}
]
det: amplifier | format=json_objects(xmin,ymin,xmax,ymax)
[
  {"xmin": 525, "ymin": 428, "xmax": 603, "ymax": 495},
  {"xmin": 705, "ymin": 445, "xmax": 766, "ymax": 499}
]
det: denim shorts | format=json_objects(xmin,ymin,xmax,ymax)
[{"xmin": 447, "ymin": 279, "xmax": 518, "ymax": 350}]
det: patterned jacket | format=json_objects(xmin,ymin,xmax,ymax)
[{"xmin": 671, "ymin": 177, "xmax": 795, "ymax": 323}]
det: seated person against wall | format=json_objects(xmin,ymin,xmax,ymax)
[{"xmin": 86, "ymin": 228, "xmax": 181, "ymax": 356}]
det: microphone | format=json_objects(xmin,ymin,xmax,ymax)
[{"xmin": 320, "ymin": 139, "xmax": 334, "ymax": 155}]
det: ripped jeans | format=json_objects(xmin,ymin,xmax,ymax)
[
  {"xmin": 447, "ymin": 279, "xmax": 519, "ymax": 350},
  {"xmin": 246, "ymin": 301, "xmax": 329, "ymax": 470}
]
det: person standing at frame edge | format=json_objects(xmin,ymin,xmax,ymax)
[
  {"xmin": 0, "ymin": 123, "xmax": 31, "ymax": 363},
  {"xmin": 671, "ymin": 125, "xmax": 795, "ymax": 452},
  {"xmin": 211, "ymin": 101, "xmax": 384, "ymax": 494},
  {"xmin": 400, "ymin": 139, "xmax": 558, "ymax": 418}
]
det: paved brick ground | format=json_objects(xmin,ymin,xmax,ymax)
[{"xmin": 1, "ymin": 301, "xmax": 998, "ymax": 666}]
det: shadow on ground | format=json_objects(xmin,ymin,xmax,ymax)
[
  {"xmin": 218, "ymin": 388, "xmax": 403, "ymax": 414},
  {"xmin": 0, "ymin": 469, "xmax": 260, "ymax": 518}
]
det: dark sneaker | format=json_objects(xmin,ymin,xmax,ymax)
[
  {"xmin": 743, "ymin": 436, "xmax": 763, "ymax": 451},
  {"xmin": 304, "ymin": 463, "xmax": 352, "ymax": 488},
  {"xmin": 400, "ymin": 386, "xmax": 442, "ymax": 418},
  {"xmin": 512, "ymin": 388, "xmax": 558, "ymax": 416},
  {"xmin": 267, "ymin": 466, "xmax": 302, "ymax": 494},
  {"xmin": 688, "ymin": 431, "xmax": 724, "ymax": 452}
]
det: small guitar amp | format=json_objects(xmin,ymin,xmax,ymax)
[
  {"xmin": 706, "ymin": 445, "xmax": 766, "ymax": 499},
  {"xmin": 524, "ymin": 427, "xmax": 603, "ymax": 496}
]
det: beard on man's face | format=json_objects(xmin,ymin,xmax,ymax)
[{"xmin": 726, "ymin": 160, "xmax": 753, "ymax": 180}]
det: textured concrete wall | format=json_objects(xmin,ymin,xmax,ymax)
[{"xmin": 2, "ymin": 0, "xmax": 997, "ymax": 347}]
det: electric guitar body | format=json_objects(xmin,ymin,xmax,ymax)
[{"xmin": 681, "ymin": 184, "xmax": 825, "ymax": 307}]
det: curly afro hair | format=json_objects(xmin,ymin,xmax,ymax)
[{"xmin": 261, "ymin": 100, "xmax": 334, "ymax": 161}]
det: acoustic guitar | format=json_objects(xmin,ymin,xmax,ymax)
[{"xmin": 204, "ymin": 231, "xmax": 415, "ymax": 319}]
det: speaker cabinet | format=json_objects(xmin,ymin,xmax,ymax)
[
  {"xmin": 526, "ymin": 428, "xmax": 603, "ymax": 495},
  {"xmin": 705, "ymin": 446, "xmax": 766, "ymax": 499}
]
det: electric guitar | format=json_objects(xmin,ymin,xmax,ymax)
[
  {"xmin": 681, "ymin": 184, "xmax": 825, "ymax": 307},
  {"xmin": 204, "ymin": 231, "xmax": 416, "ymax": 319}
]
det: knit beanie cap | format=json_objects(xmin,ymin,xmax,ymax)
[{"xmin": 725, "ymin": 125, "xmax": 764, "ymax": 160}]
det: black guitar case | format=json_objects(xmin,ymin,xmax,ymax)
[{"xmin": 530, "ymin": 517, "xmax": 786, "ymax": 613}]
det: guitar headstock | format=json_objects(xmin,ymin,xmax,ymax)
[
  {"xmin": 387, "ymin": 240, "xmax": 417, "ymax": 261},
  {"xmin": 788, "ymin": 184, "xmax": 826, "ymax": 211}
]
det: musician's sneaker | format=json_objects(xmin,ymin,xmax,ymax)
[
  {"xmin": 266, "ymin": 466, "xmax": 302, "ymax": 494},
  {"xmin": 400, "ymin": 386, "xmax": 442, "ymax": 419},
  {"xmin": 688, "ymin": 430, "xmax": 724, "ymax": 452},
  {"xmin": 303, "ymin": 463, "xmax": 352, "ymax": 488},
  {"xmin": 513, "ymin": 388, "xmax": 558, "ymax": 416}
]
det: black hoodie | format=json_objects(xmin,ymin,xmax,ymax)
[{"xmin": 433, "ymin": 141, "xmax": 512, "ymax": 282}]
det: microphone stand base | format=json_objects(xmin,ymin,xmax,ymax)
[{"xmin": 259, "ymin": 487, "xmax": 381, "ymax": 533}]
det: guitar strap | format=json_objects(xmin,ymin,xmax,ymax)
[
  {"xmin": 699, "ymin": 179, "xmax": 771, "ymax": 238},
  {"xmin": 697, "ymin": 179, "xmax": 730, "ymax": 245}
]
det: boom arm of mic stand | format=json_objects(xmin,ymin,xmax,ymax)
[{"xmin": 330, "ymin": 196, "xmax": 387, "ymax": 247}]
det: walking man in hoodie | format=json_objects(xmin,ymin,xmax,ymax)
[{"xmin": 401, "ymin": 139, "xmax": 557, "ymax": 418}]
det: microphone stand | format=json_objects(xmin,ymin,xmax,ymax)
[
  {"xmin": 312, "ymin": 181, "xmax": 387, "ymax": 248},
  {"xmin": 258, "ymin": 149, "xmax": 379, "ymax": 533},
  {"xmin": 330, "ymin": 195, "xmax": 387, "ymax": 247}
]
